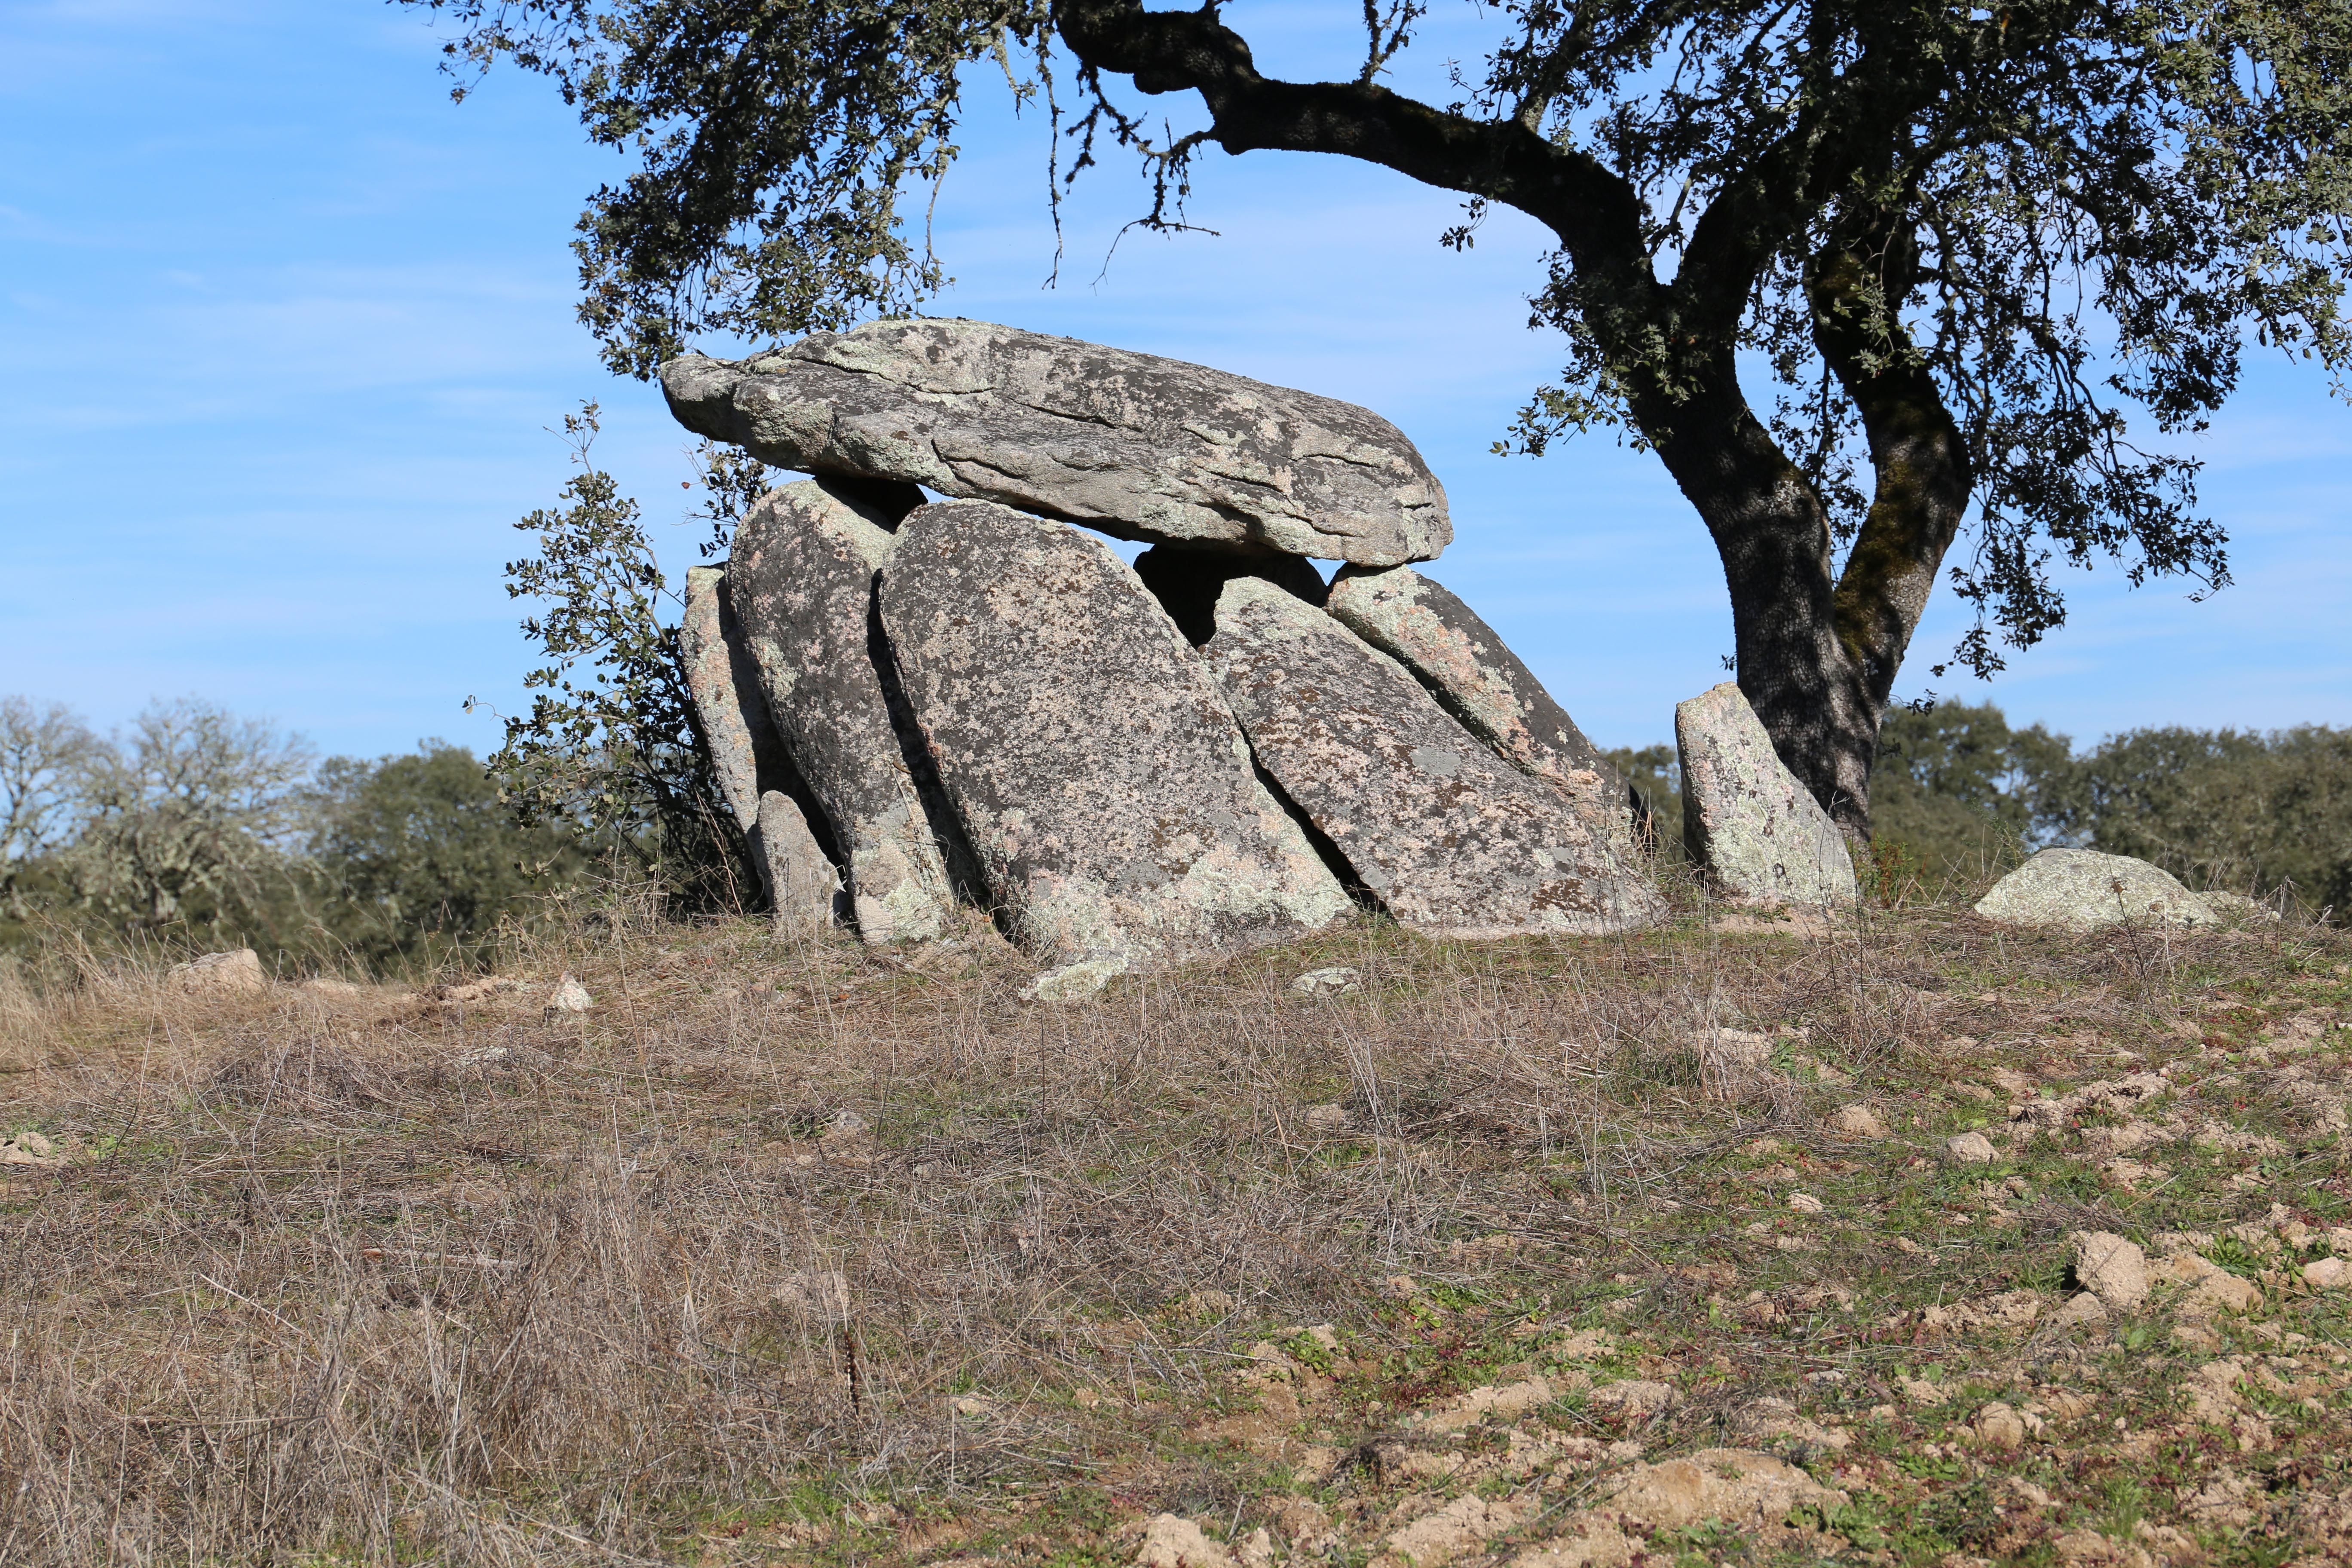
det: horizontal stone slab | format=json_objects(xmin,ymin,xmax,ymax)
[{"xmin": 662, "ymin": 319, "xmax": 1449, "ymax": 566}]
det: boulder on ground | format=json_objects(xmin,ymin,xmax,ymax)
[
  {"xmin": 681, "ymin": 564, "xmax": 841, "ymax": 913},
  {"xmin": 878, "ymin": 500, "xmax": 1352, "ymax": 980},
  {"xmin": 169, "ymin": 949, "xmax": 266, "ymax": 994},
  {"xmin": 1973, "ymin": 848, "xmax": 2217, "ymax": 932},
  {"xmin": 662, "ymin": 319, "xmax": 1450, "ymax": 566},
  {"xmin": 1205, "ymin": 578, "xmax": 1667, "ymax": 939},
  {"xmin": 1674, "ymin": 683, "xmax": 1857, "ymax": 906},
  {"xmin": 1133, "ymin": 544, "xmax": 1326, "ymax": 646},
  {"xmin": 2070, "ymin": 1230, "xmax": 2150, "ymax": 1311},
  {"xmin": 1325, "ymin": 564, "xmax": 1629, "ymax": 840},
  {"xmin": 730, "ymin": 479, "xmax": 968, "ymax": 943}
]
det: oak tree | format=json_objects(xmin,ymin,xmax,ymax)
[{"xmin": 403, "ymin": 0, "xmax": 2352, "ymax": 830}]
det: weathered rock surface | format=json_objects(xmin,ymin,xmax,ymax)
[
  {"xmin": 662, "ymin": 319, "xmax": 1450, "ymax": 565},
  {"xmin": 1974, "ymin": 848, "xmax": 2217, "ymax": 932},
  {"xmin": 879, "ymin": 500, "xmax": 1352, "ymax": 977},
  {"xmin": 731, "ymin": 479, "xmax": 966, "ymax": 943},
  {"xmin": 2070, "ymin": 1230, "xmax": 2150, "ymax": 1311},
  {"xmin": 1133, "ymin": 544, "xmax": 1326, "ymax": 646},
  {"xmin": 1325, "ymin": 564, "xmax": 1628, "ymax": 837},
  {"xmin": 1205, "ymin": 578, "xmax": 1668, "ymax": 939},
  {"xmin": 681, "ymin": 564, "xmax": 842, "ymax": 914},
  {"xmin": 170, "ymin": 949, "xmax": 266, "ymax": 994},
  {"xmin": 759, "ymin": 790, "xmax": 843, "ymax": 931},
  {"xmin": 1674, "ymin": 683, "xmax": 1857, "ymax": 906},
  {"xmin": 680, "ymin": 565, "xmax": 793, "ymax": 835}
]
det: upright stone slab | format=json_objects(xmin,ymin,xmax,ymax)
[
  {"xmin": 1974, "ymin": 848, "xmax": 2217, "ymax": 931},
  {"xmin": 662, "ymin": 319, "xmax": 1451, "ymax": 566},
  {"xmin": 1133, "ymin": 545, "xmax": 1327, "ymax": 646},
  {"xmin": 1674, "ymin": 683, "xmax": 1857, "ymax": 906},
  {"xmin": 876, "ymin": 500, "xmax": 1351, "ymax": 982},
  {"xmin": 1325, "ymin": 564, "xmax": 1631, "ymax": 838},
  {"xmin": 1205, "ymin": 579, "xmax": 1668, "ymax": 939},
  {"xmin": 730, "ymin": 479, "xmax": 964, "ymax": 943},
  {"xmin": 759, "ymin": 790, "xmax": 844, "ymax": 932},
  {"xmin": 680, "ymin": 565, "xmax": 842, "ymax": 919}
]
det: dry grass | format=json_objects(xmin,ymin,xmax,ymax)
[{"xmin": 3, "ymin": 892, "xmax": 2350, "ymax": 1567}]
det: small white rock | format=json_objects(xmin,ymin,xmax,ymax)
[
  {"xmin": 1289, "ymin": 965, "xmax": 1362, "ymax": 997},
  {"xmin": 545, "ymin": 975, "xmax": 593, "ymax": 1013},
  {"xmin": 2304, "ymin": 1256, "xmax": 2352, "ymax": 1290},
  {"xmin": 1827, "ymin": 1103, "xmax": 1888, "ymax": 1138},
  {"xmin": 1943, "ymin": 1131, "xmax": 2000, "ymax": 1165},
  {"xmin": 168, "ymin": 948, "xmax": 267, "ymax": 994},
  {"xmin": 1019, "ymin": 955, "xmax": 1128, "ymax": 1004}
]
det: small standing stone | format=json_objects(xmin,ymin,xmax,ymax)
[
  {"xmin": 1973, "ymin": 848, "xmax": 2217, "ymax": 932},
  {"xmin": 1206, "ymin": 578, "xmax": 1667, "ymax": 939},
  {"xmin": 1674, "ymin": 683, "xmax": 1857, "ymax": 906},
  {"xmin": 2070, "ymin": 1230, "xmax": 2150, "ymax": 1311},
  {"xmin": 681, "ymin": 564, "xmax": 841, "ymax": 916},
  {"xmin": 879, "ymin": 501, "xmax": 1351, "ymax": 980},
  {"xmin": 759, "ymin": 790, "xmax": 843, "ymax": 931}
]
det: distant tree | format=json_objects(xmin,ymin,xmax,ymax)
[
  {"xmin": 1603, "ymin": 743, "xmax": 1683, "ymax": 861},
  {"xmin": 1869, "ymin": 700, "xmax": 2073, "ymax": 880},
  {"xmin": 311, "ymin": 742, "xmax": 586, "ymax": 968},
  {"xmin": 2053, "ymin": 725, "xmax": 2352, "ymax": 914},
  {"xmin": 0, "ymin": 698, "xmax": 98, "ymax": 923},
  {"xmin": 64, "ymin": 698, "xmax": 315, "ymax": 940},
  {"xmin": 401, "ymin": 0, "xmax": 2352, "ymax": 834}
]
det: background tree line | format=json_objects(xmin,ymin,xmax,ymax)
[
  {"xmin": 0, "ymin": 695, "xmax": 585, "ymax": 973},
  {"xmin": 1611, "ymin": 704, "xmax": 2352, "ymax": 918}
]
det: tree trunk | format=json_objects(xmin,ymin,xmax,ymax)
[{"xmin": 1635, "ymin": 368, "xmax": 1884, "ymax": 838}]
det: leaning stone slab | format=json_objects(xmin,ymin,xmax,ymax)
[
  {"xmin": 1675, "ymin": 683, "xmax": 1858, "ymax": 906},
  {"xmin": 1974, "ymin": 848, "xmax": 2217, "ymax": 932},
  {"xmin": 877, "ymin": 500, "xmax": 1351, "ymax": 980},
  {"xmin": 1205, "ymin": 578, "xmax": 1668, "ymax": 939},
  {"xmin": 730, "ymin": 479, "xmax": 965, "ymax": 943},
  {"xmin": 1325, "ymin": 564, "xmax": 1629, "ymax": 841},
  {"xmin": 662, "ymin": 319, "xmax": 1450, "ymax": 566}
]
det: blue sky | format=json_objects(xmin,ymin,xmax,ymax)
[{"xmin": 3, "ymin": 1, "xmax": 2346, "ymax": 766}]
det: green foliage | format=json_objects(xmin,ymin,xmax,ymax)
[
  {"xmin": 1868, "ymin": 700, "xmax": 2073, "ymax": 884},
  {"xmin": 59, "ymin": 698, "xmax": 318, "ymax": 944},
  {"xmin": 475, "ymin": 404, "xmax": 753, "ymax": 910},
  {"xmin": 0, "ymin": 697, "xmax": 98, "ymax": 923},
  {"xmin": 309, "ymin": 742, "xmax": 586, "ymax": 969}
]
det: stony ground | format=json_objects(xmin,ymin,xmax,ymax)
[{"xmin": 3, "ymin": 897, "xmax": 2350, "ymax": 1567}]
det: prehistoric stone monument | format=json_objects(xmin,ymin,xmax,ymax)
[{"xmin": 668, "ymin": 319, "xmax": 1877, "ymax": 992}]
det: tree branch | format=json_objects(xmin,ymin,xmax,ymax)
[{"xmin": 1053, "ymin": 0, "xmax": 1651, "ymax": 287}]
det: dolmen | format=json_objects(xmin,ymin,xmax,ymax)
[{"xmin": 666, "ymin": 319, "xmax": 1668, "ymax": 996}]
